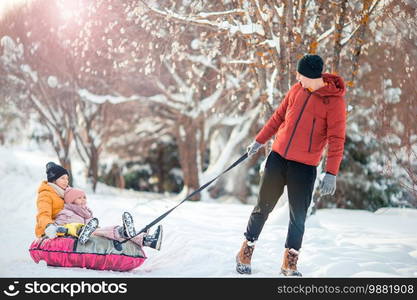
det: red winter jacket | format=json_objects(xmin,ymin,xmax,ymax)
[{"xmin": 255, "ymin": 73, "xmax": 346, "ymax": 175}]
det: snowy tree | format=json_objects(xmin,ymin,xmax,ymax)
[
  {"xmin": 353, "ymin": 0, "xmax": 417, "ymax": 207},
  {"xmin": 71, "ymin": 0, "xmax": 263, "ymax": 199},
  {"xmin": 131, "ymin": 0, "xmax": 399, "ymax": 207},
  {"xmin": 0, "ymin": 3, "xmax": 78, "ymax": 181},
  {"xmin": 0, "ymin": 0, "xmax": 130, "ymax": 189},
  {"xmin": 1, "ymin": 0, "xmax": 415, "ymax": 208}
]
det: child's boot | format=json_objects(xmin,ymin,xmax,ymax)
[
  {"xmin": 122, "ymin": 212, "xmax": 136, "ymax": 238},
  {"xmin": 143, "ymin": 225, "xmax": 163, "ymax": 250},
  {"xmin": 78, "ymin": 218, "xmax": 99, "ymax": 245}
]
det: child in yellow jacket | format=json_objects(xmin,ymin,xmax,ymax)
[
  {"xmin": 35, "ymin": 162, "xmax": 162, "ymax": 249},
  {"xmin": 36, "ymin": 162, "xmax": 99, "ymax": 245},
  {"xmin": 35, "ymin": 162, "xmax": 69, "ymax": 238}
]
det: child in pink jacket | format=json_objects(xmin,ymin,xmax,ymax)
[
  {"xmin": 54, "ymin": 187, "xmax": 162, "ymax": 250},
  {"xmin": 54, "ymin": 188, "xmax": 94, "ymax": 225}
]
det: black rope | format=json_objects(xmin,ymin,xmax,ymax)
[{"xmin": 116, "ymin": 153, "xmax": 249, "ymax": 245}]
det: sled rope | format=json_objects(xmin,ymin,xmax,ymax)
[{"xmin": 117, "ymin": 153, "xmax": 249, "ymax": 245}]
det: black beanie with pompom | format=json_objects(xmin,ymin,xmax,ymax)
[{"xmin": 46, "ymin": 162, "xmax": 69, "ymax": 182}]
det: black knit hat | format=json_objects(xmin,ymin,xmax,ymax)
[
  {"xmin": 46, "ymin": 162, "xmax": 69, "ymax": 182},
  {"xmin": 297, "ymin": 54, "xmax": 324, "ymax": 79}
]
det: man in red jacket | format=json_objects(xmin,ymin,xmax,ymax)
[{"xmin": 236, "ymin": 54, "xmax": 346, "ymax": 276}]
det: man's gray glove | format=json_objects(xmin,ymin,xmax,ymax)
[
  {"xmin": 44, "ymin": 223, "xmax": 59, "ymax": 239},
  {"xmin": 319, "ymin": 173, "xmax": 337, "ymax": 196},
  {"xmin": 247, "ymin": 141, "xmax": 263, "ymax": 157}
]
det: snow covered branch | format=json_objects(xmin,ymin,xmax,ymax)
[
  {"xmin": 137, "ymin": 0, "xmax": 265, "ymax": 37},
  {"xmin": 194, "ymin": 9, "xmax": 246, "ymax": 19}
]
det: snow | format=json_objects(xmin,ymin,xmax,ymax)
[
  {"xmin": 129, "ymin": 164, "xmax": 152, "ymax": 174},
  {"xmin": 224, "ymin": 59, "xmax": 254, "ymax": 65},
  {"xmin": 47, "ymin": 76, "xmax": 58, "ymax": 88},
  {"xmin": 20, "ymin": 64, "xmax": 38, "ymax": 82},
  {"xmin": 259, "ymin": 38, "xmax": 278, "ymax": 48},
  {"xmin": 230, "ymin": 23, "xmax": 265, "ymax": 36},
  {"xmin": 190, "ymin": 39, "xmax": 200, "ymax": 50},
  {"xmin": 201, "ymin": 109, "xmax": 258, "ymax": 184},
  {"xmin": 254, "ymin": 0, "xmax": 269, "ymax": 22},
  {"xmin": 267, "ymin": 67, "xmax": 278, "ymax": 104},
  {"xmin": 317, "ymin": 26, "xmax": 335, "ymax": 43},
  {"xmin": 135, "ymin": 120, "xmax": 162, "ymax": 135},
  {"xmin": 384, "ymin": 87, "xmax": 402, "ymax": 104},
  {"xmin": 186, "ymin": 54, "xmax": 217, "ymax": 71},
  {"xmin": 78, "ymin": 89, "xmax": 138, "ymax": 104},
  {"xmin": 179, "ymin": 125, "xmax": 186, "ymax": 139},
  {"xmin": 1, "ymin": 36, "xmax": 21, "ymax": 57},
  {"xmin": 199, "ymin": 88, "xmax": 222, "ymax": 113},
  {"xmin": 195, "ymin": 9, "xmax": 245, "ymax": 19},
  {"xmin": 1, "ymin": 145, "xmax": 417, "ymax": 277},
  {"xmin": 147, "ymin": 94, "xmax": 183, "ymax": 112}
]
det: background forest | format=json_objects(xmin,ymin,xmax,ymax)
[{"xmin": 1, "ymin": 0, "xmax": 416, "ymax": 210}]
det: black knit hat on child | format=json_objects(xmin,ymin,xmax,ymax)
[
  {"xmin": 46, "ymin": 162, "xmax": 69, "ymax": 182},
  {"xmin": 297, "ymin": 54, "xmax": 324, "ymax": 79}
]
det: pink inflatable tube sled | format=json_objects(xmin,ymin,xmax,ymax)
[{"xmin": 29, "ymin": 235, "xmax": 146, "ymax": 272}]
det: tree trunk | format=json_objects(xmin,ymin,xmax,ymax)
[
  {"xmin": 229, "ymin": 161, "xmax": 251, "ymax": 203},
  {"xmin": 60, "ymin": 158, "xmax": 73, "ymax": 187},
  {"xmin": 89, "ymin": 147, "xmax": 99, "ymax": 192},
  {"xmin": 156, "ymin": 146, "xmax": 165, "ymax": 193},
  {"xmin": 176, "ymin": 116, "xmax": 200, "ymax": 200},
  {"xmin": 206, "ymin": 126, "xmax": 232, "ymax": 198},
  {"xmin": 332, "ymin": 0, "xmax": 348, "ymax": 73},
  {"xmin": 350, "ymin": 0, "xmax": 374, "ymax": 87}
]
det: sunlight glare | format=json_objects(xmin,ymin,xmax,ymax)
[
  {"xmin": 0, "ymin": 0, "xmax": 29, "ymax": 20},
  {"xmin": 57, "ymin": 0, "xmax": 80, "ymax": 21}
]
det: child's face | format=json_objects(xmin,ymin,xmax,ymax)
[
  {"xmin": 73, "ymin": 195, "xmax": 87, "ymax": 206},
  {"xmin": 55, "ymin": 175, "xmax": 69, "ymax": 190}
]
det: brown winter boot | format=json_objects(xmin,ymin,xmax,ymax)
[
  {"xmin": 236, "ymin": 240, "xmax": 255, "ymax": 274},
  {"xmin": 281, "ymin": 248, "xmax": 302, "ymax": 277}
]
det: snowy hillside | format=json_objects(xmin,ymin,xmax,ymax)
[{"xmin": 0, "ymin": 146, "xmax": 416, "ymax": 277}]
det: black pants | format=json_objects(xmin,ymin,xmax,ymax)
[{"xmin": 244, "ymin": 151, "xmax": 317, "ymax": 250}]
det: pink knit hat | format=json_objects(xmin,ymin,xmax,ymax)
[{"xmin": 64, "ymin": 188, "xmax": 86, "ymax": 203}]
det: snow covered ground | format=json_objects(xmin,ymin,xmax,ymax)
[{"xmin": 0, "ymin": 145, "xmax": 416, "ymax": 278}]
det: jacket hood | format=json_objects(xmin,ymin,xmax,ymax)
[
  {"xmin": 315, "ymin": 73, "xmax": 346, "ymax": 98},
  {"xmin": 38, "ymin": 181, "xmax": 56, "ymax": 194},
  {"xmin": 38, "ymin": 181, "xmax": 65, "ymax": 198}
]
